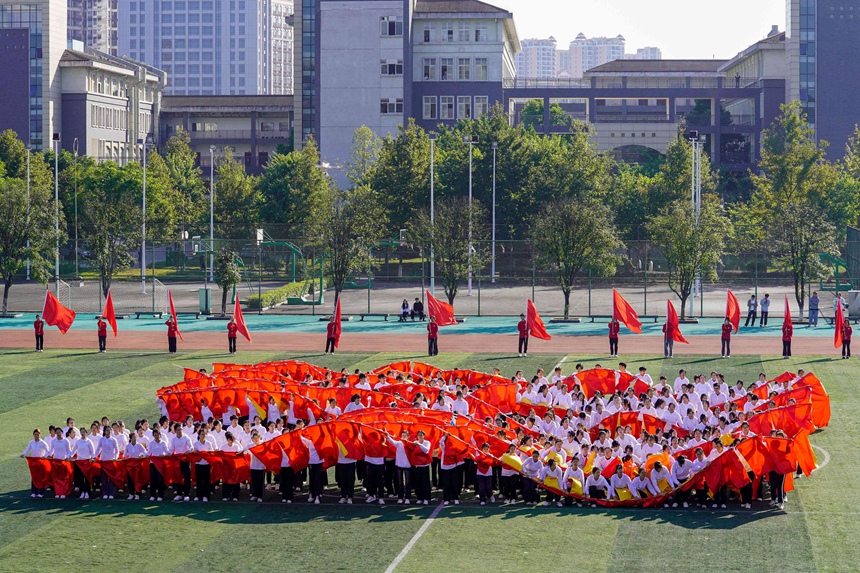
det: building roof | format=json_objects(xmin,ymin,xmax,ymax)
[
  {"xmin": 414, "ymin": 0, "xmax": 511, "ymax": 14},
  {"xmin": 587, "ymin": 59, "xmax": 727, "ymax": 74},
  {"xmin": 61, "ymin": 48, "xmax": 166, "ymax": 83}
]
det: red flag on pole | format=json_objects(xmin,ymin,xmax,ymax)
[
  {"xmin": 666, "ymin": 300, "xmax": 689, "ymax": 344},
  {"xmin": 102, "ymin": 290, "xmax": 118, "ymax": 337},
  {"xmin": 426, "ymin": 292, "xmax": 457, "ymax": 327},
  {"xmin": 783, "ymin": 295, "xmax": 793, "ymax": 330},
  {"xmin": 233, "ymin": 291, "xmax": 251, "ymax": 343},
  {"xmin": 526, "ymin": 299, "xmax": 551, "ymax": 340},
  {"xmin": 168, "ymin": 290, "xmax": 183, "ymax": 341},
  {"xmin": 42, "ymin": 290, "xmax": 76, "ymax": 334},
  {"xmin": 834, "ymin": 295, "xmax": 845, "ymax": 349},
  {"xmin": 333, "ymin": 297, "xmax": 342, "ymax": 348},
  {"xmin": 612, "ymin": 289, "xmax": 642, "ymax": 333},
  {"xmin": 726, "ymin": 289, "xmax": 741, "ymax": 334}
]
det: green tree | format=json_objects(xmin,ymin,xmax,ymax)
[
  {"xmin": 648, "ymin": 134, "xmax": 719, "ymax": 217},
  {"xmin": 214, "ymin": 247, "xmax": 242, "ymax": 316},
  {"xmin": 345, "ymin": 126, "xmax": 380, "ymax": 187},
  {"xmin": 142, "ymin": 151, "xmax": 180, "ymax": 242},
  {"xmin": 648, "ymin": 197, "xmax": 732, "ymax": 319},
  {"xmin": 532, "ymin": 199, "xmax": 623, "ymax": 320},
  {"xmin": 520, "ymin": 99, "xmax": 572, "ymax": 129},
  {"xmin": 214, "ymin": 150, "xmax": 261, "ymax": 240},
  {"xmin": 608, "ymin": 164, "xmax": 653, "ymax": 240},
  {"xmin": 164, "ymin": 129, "xmax": 207, "ymax": 236},
  {"xmin": 408, "ymin": 196, "xmax": 488, "ymax": 305}
]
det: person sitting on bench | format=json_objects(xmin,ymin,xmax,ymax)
[
  {"xmin": 411, "ymin": 298, "xmax": 425, "ymax": 321},
  {"xmin": 399, "ymin": 299, "xmax": 411, "ymax": 322}
]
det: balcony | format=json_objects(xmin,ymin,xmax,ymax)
[{"xmin": 187, "ymin": 129, "xmax": 291, "ymax": 140}]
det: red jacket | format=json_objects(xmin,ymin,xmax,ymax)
[
  {"xmin": 782, "ymin": 324, "xmax": 793, "ymax": 341},
  {"xmin": 427, "ymin": 322, "xmax": 439, "ymax": 339},
  {"xmin": 721, "ymin": 323, "xmax": 732, "ymax": 340},
  {"xmin": 97, "ymin": 321, "xmax": 107, "ymax": 337},
  {"xmin": 326, "ymin": 321, "xmax": 337, "ymax": 337},
  {"xmin": 843, "ymin": 324, "xmax": 853, "ymax": 341},
  {"xmin": 608, "ymin": 321, "xmax": 620, "ymax": 338},
  {"xmin": 227, "ymin": 323, "xmax": 238, "ymax": 338},
  {"xmin": 34, "ymin": 320, "xmax": 44, "ymax": 335},
  {"xmin": 517, "ymin": 320, "xmax": 528, "ymax": 337},
  {"xmin": 662, "ymin": 323, "xmax": 675, "ymax": 340},
  {"xmin": 165, "ymin": 320, "xmax": 177, "ymax": 338}
]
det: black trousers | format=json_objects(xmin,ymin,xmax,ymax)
[
  {"xmin": 149, "ymin": 464, "xmax": 165, "ymax": 498},
  {"xmin": 35, "ymin": 334, "xmax": 43, "ymax": 351},
  {"xmin": 440, "ymin": 467, "xmax": 456, "ymax": 501},
  {"xmin": 250, "ymin": 469, "xmax": 265, "ymax": 499},
  {"xmin": 521, "ymin": 477, "xmax": 538, "ymax": 503},
  {"xmin": 195, "ymin": 463, "xmax": 211, "ymax": 499},
  {"xmin": 395, "ymin": 466, "xmax": 412, "ymax": 500},
  {"xmin": 760, "ymin": 311, "xmax": 769, "ymax": 326},
  {"xmin": 843, "ymin": 340, "xmax": 851, "ymax": 358},
  {"xmin": 365, "ymin": 462, "xmax": 385, "ymax": 498},
  {"xmin": 477, "ymin": 474, "xmax": 493, "ymax": 502},
  {"xmin": 428, "ymin": 338, "xmax": 438, "ymax": 356},
  {"xmin": 503, "ymin": 474, "xmax": 518, "ymax": 500},
  {"xmin": 609, "ymin": 337, "xmax": 618, "ymax": 355},
  {"xmin": 431, "ymin": 458, "xmax": 440, "ymax": 487},
  {"xmin": 384, "ymin": 459, "xmax": 396, "ymax": 495},
  {"xmin": 179, "ymin": 461, "xmax": 191, "ymax": 495},
  {"xmin": 411, "ymin": 310, "xmax": 425, "ymax": 321},
  {"xmin": 722, "ymin": 339, "xmax": 730, "ymax": 356},
  {"xmin": 336, "ymin": 463, "xmax": 355, "ymax": 499},
  {"xmin": 228, "ymin": 337, "xmax": 236, "ymax": 353},
  {"xmin": 325, "ymin": 337, "xmax": 335, "ymax": 353},
  {"xmin": 769, "ymin": 471, "xmax": 785, "ymax": 503},
  {"xmin": 745, "ymin": 310, "xmax": 756, "ymax": 326},
  {"xmin": 412, "ymin": 466, "xmax": 431, "ymax": 502},
  {"xmin": 308, "ymin": 463, "xmax": 324, "ymax": 499},
  {"xmin": 168, "ymin": 337, "xmax": 177, "ymax": 353},
  {"xmin": 222, "ymin": 481, "xmax": 240, "ymax": 500},
  {"xmin": 98, "ymin": 335, "xmax": 106, "ymax": 351},
  {"xmin": 279, "ymin": 467, "xmax": 295, "ymax": 501},
  {"xmin": 518, "ymin": 336, "xmax": 529, "ymax": 354},
  {"xmin": 783, "ymin": 340, "xmax": 792, "ymax": 357}
]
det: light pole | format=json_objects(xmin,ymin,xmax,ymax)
[
  {"xmin": 491, "ymin": 141, "xmax": 497, "ymax": 284},
  {"xmin": 25, "ymin": 144, "xmax": 30, "ymax": 280},
  {"xmin": 53, "ymin": 133, "xmax": 60, "ymax": 296},
  {"xmin": 688, "ymin": 131, "xmax": 702, "ymax": 317},
  {"xmin": 429, "ymin": 133, "xmax": 436, "ymax": 296},
  {"xmin": 73, "ymin": 138, "xmax": 79, "ymax": 278},
  {"xmin": 139, "ymin": 137, "xmax": 148, "ymax": 294},
  {"xmin": 463, "ymin": 134, "xmax": 478, "ymax": 296},
  {"xmin": 209, "ymin": 145, "xmax": 215, "ymax": 282}
]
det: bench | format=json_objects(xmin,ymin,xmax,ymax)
[
  {"xmin": 589, "ymin": 314, "xmax": 660, "ymax": 323},
  {"xmin": 177, "ymin": 312, "xmax": 202, "ymax": 319},
  {"xmin": 824, "ymin": 315, "xmax": 859, "ymax": 325},
  {"xmin": 135, "ymin": 311, "xmax": 164, "ymax": 319},
  {"xmin": 360, "ymin": 313, "xmax": 393, "ymax": 321}
]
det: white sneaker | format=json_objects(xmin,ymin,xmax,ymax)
[
  {"xmin": 404, "ymin": 499, "xmax": 410, "ymax": 505},
  {"xmin": 712, "ymin": 503, "xmax": 718, "ymax": 508},
  {"xmin": 347, "ymin": 498, "xmax": 352, "ymax": 504},
  {"xmin": 683, "ymin": 502, "xmax": 689, "ymax": 508},
  {"xmin": 282, "ymin": 499, "xmax": 289, "ymax": 503},
  {"xmin": 480, "ymin": 501, "xmax": 486, "ymax": 506},
  {"xmin": 314, "ymin": 497, "xmax": 320, "ymax": 505},
  {"xmin": 378, "ymin": 498, "xmax": 385, "ymax": 505},
  {"xmin": 134, "ymin": 495, "xmax": 140, "ymax": 500},
  {"xmin": 672, "ymin": 502, "xmax": 678, "ymax": 508},
  {"xmin": 721, "ymin": 504, "xmax": 726, "ymax": 508},
  {"xmin": 108, "ymin": 496, "xmax": 114, "ymax": 500},
  {"xmin": 149, "ymin": 497, "xmax": 155, "ymax": 501},
  {"xmin": 194, "ymin": 497, "xmax": 199, "ymax": 501},
  {"xmin": 308, "ymin": 495, "xmax": 314, "ymax": 503},
  {"xmin": 258, "ymin": 498, "xmax": 263, "ymax": 503},
  {"xmin": 202, "ymin": 497, "xmax": 208, "ymax": 502},
  {"xmin": 491, "ymin": 496, "xmax": 496, "ymax": 503},
  {"xmin": 557, "ymin": 502, "xmax": 563, "ymax": 507},
  {"xmin": 542, "ymin": 501, "xmax": 549, "ymax": 507},
  {"xmin": 339, "ymin": 498, "xmax": 346, "ymax": 504},
  {"xmin": 367, "ymin": 496, "xmax": 376, "ymax": 503},
  {"xmin": 397, "ymin": 499, "xmax": 403, "ymax": 504},
  {"xmin": 157, "ymin": 497, "xmax": 163, "ymax": 502},
  {"xmin": 454, "ymin": 500, "xmax": 459, "ymax": 505},
  {"xmin": 184, "ymin": 496, "xmax": 190, "ymax": 502},
  {"xmin": 30, "ymin": 494, "xmax": 36, "ymax": 498},
  {"xmin": 524, "ymin": 353, "xmax": 527, "ymax": 357},
  {"xmin": 778, "ymin": 503, "xmax": 784, "ymax": 510},
  {"xmin": 444, "ymin": 501, "xmax": 449, "ymax": 506},
  {"xmin": 250, "ymin": 496, "xmax": 257, "ymax": 502}
]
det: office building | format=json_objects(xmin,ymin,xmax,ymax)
[
  {"xmin": 629, "ymin": 46, "xmax": 662, "ymax": 60},
  {"xmin": 514, "ymin": 37, "xmax": 556, "ymax": 78},
  {"xmin": 568, "ymin": 33, "xmax": 625, "ymax": 78},
  {"xmin": 67, "ymin": 0, "xmax": 117, "ymax": 55},
  {"xmin": 117, "ymin": 0, "xmax": 294, "ymax": 96}
]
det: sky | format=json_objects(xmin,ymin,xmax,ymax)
[{"xmin": 498, "ymin": 0, "xmax": 786, "ymax": 60}]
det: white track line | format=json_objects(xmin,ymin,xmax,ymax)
[
  {"xmin": 383, "ymin": 502, "xmax": 445, "ymax": 573},
  {"xmin": 554, "ymin": 355, "xmax": 568, "ymax": 372},
  {"xmin": 811, "ymin": 444, "xmax": 830, "ymax": 471}
]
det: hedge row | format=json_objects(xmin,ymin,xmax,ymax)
[{"xmin": 245, "ymin": 279, "xmax": 328, "ymax": 310}]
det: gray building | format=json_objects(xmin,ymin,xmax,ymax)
[{"xmin": 67, "ymin": 0, "xmax": 117, "ymax": 55}]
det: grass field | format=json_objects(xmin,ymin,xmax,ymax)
[{"xmin": 0, "ymin": 349, "xmax": 855, "ymax": 573}]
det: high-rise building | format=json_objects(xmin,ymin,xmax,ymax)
[
  {"xmin": 568, "ymin": 33, "xmax": 625, "ymax": 78},
  {"xmin": 117, "ymin": 0, "xmax": 294, "ymax": 96},
  {"xmin": 630, "ymin": 46, "xmax": 661, "ymax": 60},
  {"xmin": 67, "ymin": 0, "xmax": 117, "ymax": 55},
  {"xmin": 0, "ymin": 0, "xmax": 67, "ymax": 150},
  {"xmin": 787, "ymin": 0, "xmax": 860, "ymax": 155},
  {"xmin": 514, "ymin": 36, "xmax": 556, "ymax": 78}
]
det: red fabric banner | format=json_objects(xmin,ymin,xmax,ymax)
[
  {"xmin": 333, "ymin": 297, "xmax": 342, "ymax": 348},
  {"xmin": 426, "ymin": 292, "xmax": 457, "ymax": 327},
  {"xmin": 526, "ymin": 299, "xmax": 551, "ymax": 340},
  {"xmin": 103, "ymin": 290, "xmax": 118, "ymax": 337},
  {"xmin": 726, "ymin": 289, "xmax": 741, "ymax": 334},
  {"xmin": 168, "ymin": 290, "xmax": 184, "ymax": 341},
  {"xmin": 42, "ymin": 290, "xmax": 76, "ymax": 334},
  {"xmin": 666, "ymin": 300, "xmax": 689, "ymax": 344},
  {"xmin": 612, "ymin": 289, "xmax": 642, "ymax": 334},
  {"xmin": 233, "ymin": 291, "xmax": 251, "ymax": 343}
]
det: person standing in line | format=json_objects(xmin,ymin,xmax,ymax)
[
  {"xmin": 34, "ymin": 314, "xmax": 44, "ymax": 352},
  {"xmin": 608, "ymin": 318, "xmax": 620, "ymax": 358},
  {"xmin": 721, "ymin": 318, "xmax": 732, "ymax": 358},
  {"xmin": 427, "ymin": 316, "xmax": 439, "ymax": 356},
  {"xmin": 94, "ymin": 426, "xmax": 120, "ymax": 499},
  {"xmin": 842, "ymin": 317, "xmax": 852, "ymax": 359},
  {"xmin": 96, "ymin": 316, "xmax": 108, "ymax": 353},
  {"xmin": 744, "ymin": 295, "xmax": 757, "ymax": 327},
  {"xmin": 20, "ymin": 429, "xmax": 51, "ymax": 497},
  {"xmin": 808, "ymin": 291, "xmax": 820, "ymax": 327},
  {"xmin": 324, "ymin": 315, "xmax": 337, "ymax": 355},
  {"xmin": 782, "ymin": 316, "xmax": 793, "ymax": 359},
  {"xmin": 165, "ymin": 316, "xmax": 178, "ymax": 354},
  {"xmin": 227, "ymin": 318, "xmax": 238, "ymax": 354},
  {"xmin": 759, "ymin": 294, "xmax": 770, "ymax": 327},
  {"xmin": 834, "ymin": 293, "xmax": 847, "ymax": 319},
  {"xmin": 517, "ymin": 313, "xmax": 529, "ymax": 357},
  {"xmin": 662, "ymin": 319, "xmax": 675, "ymax": 358}
]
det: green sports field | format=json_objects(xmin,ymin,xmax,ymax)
[{"xmin": 0, "ymin": 349, "xmax": 855, "ymax": 573}]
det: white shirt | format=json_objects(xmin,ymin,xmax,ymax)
[
  {"xmin": 267, "ymin": 402, "xmax": 281, "ymax": 422},
  {"xmin": 563, "ymin": 466, "xmax": 585, "ymax": 488},
  {"xmin": 301, "ymin": 436, "xmax": 322, "ymax": 465},
  {"xmin": 193, "ymin": 439, "xmax": 214, "ymax": 464},
  {"xmin": 201, "ymin": 405, "xmax": 214, "ymax": 422},
  {"xmin": 610, "ymin": 473, "xmax": 635, "ymax": 498},
  {"xmin": 149, "ymin": 440, "xmax": 170, "ymax": 456},
  {"xmin": 522, "ymin": 457, "xmax": 543, "ymax": 479},
  {"xmin": 632, "ymin": 475, "xmax": 658, "ymax": 497},
  {"xmin": 674, "ymin": 377, "xmax": 690, "ymax": 395},
  {"xmin": 171, "ymin": 434, "xmax": 194, "ymax": 455},
  {"xmin": 344, "ymin": 402, "xmax": 365, "ymax": 413},
  {"xmin": 451, "ymin": 399, "xmax": 470, "ymax": 416},
  {"xmin": 72, "ymin": 438, "xmax": 96, "ymax": 459},
  {"xmin": 389, "ymin": 439, "xmax": 411, "ymax": 468},
  {"xmin": 325, "ymin": 405, "xmax": 343, "ymax": 417},
  {"xmin": 650, "ymin": 467, "xmax": 678, "ymax": 491},
  {"xmin": 124, "ymin": 442, "xmax": 148, "ymax": 458},
  {"xmin": 222, "ymin": 405, "xmax": 237, "ymax": 426},
  {"xmin": 51, "ymin": 439, "xmax": 73, "ymax": 460},
  {"xmin": 585, "ymin": 474, "xmax": 609, "ymax": 494},
  {"xmin": 95, "ymin": 436, "xmax": 120, "ymax": 460}
]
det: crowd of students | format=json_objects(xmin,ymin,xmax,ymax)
[{"xmin": 22, "ymin": 361, "xmax": 808, "ymax": 511}]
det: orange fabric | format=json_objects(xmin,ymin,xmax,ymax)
[
  {"xmin": 527, "ymin": 299, "xmax": 552, "ymax": 340},
  {"xmin": 834, "ymin": 298, "xmax": 845, "ymax": 348},
  {"xmin": 426, "ymin": 292, "xmax": 457, "ymax": 326},
  {"xmin": 168, "ymin": 290, "xmax": 183, "ymax": 341},
  {"xmin": 103, "ymin": 290, "xmax": 118, "ymax": 337},
  {"xmin": 794, "ymin": 373, "xmax": 831, "ymax": 428},
  {"xmin": 233, "ymin": 291, "xmax": 251, "ymax": 343},
  {"xmin": 666, "ymin": 300, "xmax": 689, "ymax": 344},
  {"xmin": 613, "ymin": 289, "xmax": 643, "ymax": 333},
  {"xmin": 42, "ymin": 291, "xmax": 76, "ymax": 334},
  {"xmin": 726, "ymin": 289, "xmax": 741, "ymax": 333}
]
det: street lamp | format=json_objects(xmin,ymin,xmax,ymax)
[
  {"xmin": 463, "ymin": 134, "xmax": 479, "ymax": 296},
  {"xmin": 688, "ymin": 130, "xmax": 703, "ymax": 317},
  {"xmin": 491, "ymin": 142, "xmax": 497, "ymax": 284},
  {"xmin": 429, "ymin": 132, "xmax": 436, "ymax": 296},
  {"xmin": 139, "ymin": 136, "xmax": 149, "ymax": 294},
  {"xmin": 25, "ymin": 144, "xmax": 30, "ymax": 280},
  {"xmin": 209, "ymin": 145, "xmax": 216, "ymax": 282},
  {"xmin": 73, "ymin": 138, "xmax": 79, "ymax": 278},
  {"xmin": 53, "ymin": 133, "xmax": 60, "ymax": 296}
]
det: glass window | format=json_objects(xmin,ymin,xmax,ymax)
[
  {"xmin": 441, "ymin": 58, "xmax": 453, "ymax": 81},
  {"xmin": 474, "ymin": 96, "xmax": 488, "ymax": 118},
  {"xmin": 423, "ymin": 96, "xmax": 437, "ymax": 120},
  {"xmin": 458, "ymin": 58, "xmax": 470, "ymax": 81},
  {"xmin": 474, "ymin": 58, "xmax": 488, "ymax": 81},
  {"xmin": 423, "ymin": 58, "xmax": 436, "ymax": 80},
  {"xmin": 440, "ymin": 96, "xmax": 454, "ymax": 119},
  {"xmin": 458, "ymin": 22, "xmax": 470, "ymax": 42},
  {"xmin": 475, "ymin": 23, "xmax": 488, "ymax": 42},
  {"xmin": 423, "ymin": 23, "xmax": 434, "ymax": 42},
  {"xmin": 380, "ymin": 59, "xmax": 403, "ymax": 75},
  {"xmin": 380, "ymin": 98, "xmax": 403, "ymax": 114},
  {"xmin": 441, "ymin": 22, "xmax": 454, "ymax": 42},
  {"xmin": 380, "ymin": 16, "xmax": 403, "ymax": 36},
  {"xmin": 261, "ymin": 122, "xmax": 275, "ymax": 131},
  {"xmin": 458, "ymin": 96, "xmax": 471, "ymax": 119}
]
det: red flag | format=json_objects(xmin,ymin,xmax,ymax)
[
  {"xmin": 168, "ymin": 290, "xmax": 183, "ymax": 341},
  {"xmin": 783, "ymin": 294, "xmax": 793, "ymax": 334},
  {"xmin": 666, "ymin": 300, "xmax": 689, "ymax": 344},
  {"xmin": 526, "ymin": 299, "xmax": 551, "ymax": 340},
  {"xmin": 726, "ymin": 289, "xmax": 740, "ymax": 334},
  {"xmin": 333, "ymin": 297, "xmax": 342, "ymax": 348},
  {"xmin": 426, "ymin": 292, "xmax": 457, "ymax": 327},
  {"xmin": 233, "ymin": 291, "xmax": 251, "ymax": 343},
  {"xmin": 612, "ymin": 289, "xmax": 642, "ymax": 333},
  {"xmin": 834, "ymin": 295, "xmax": 845, "ymax": 349},
  {"xmin": 42, "ymin": 290, "xmax": 76, "ymax": 334},
  {"xmin": 102, "ymin": 290, "xmax": 118, "ymax": 337}
]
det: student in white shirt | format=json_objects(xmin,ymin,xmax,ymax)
[
  {"xmin": 500, "ymin": 444, "xmax": 520, "ymax": 504},
  {"xmin": 451, "ymin": 392, "xmax": 470, "ymax": 417},
  {"xmin": 325, "ymin": 398, "xmax": 343, "ymax": 418},
  {"xmin": 301, "ymin": 432, "xmax": 324, "ymax": 505},
  {"xmin": 146, "ymin": 429, "xmax": 170, "ymax": 501},
  {"xmin": 192, "ymin": 428, "xmax": 214, "ymax": 502},
  {"xmin": 585, "ymin": 467, "xmax": 610, "ymax": 506},
  {"xmin": 634, "ymin": 367, "xmax": 653, "ymax": 388},
  {"xmin": 171, "ymin": 423, "xmax": 194, "ymax": 501},
  {"xmin": 662, "ymin": 402, "xmax": 683, "ymax": 427},
  {"xmin": 539, "ymin": 458, "xmax": 564, "ymax": 507},
  {"xmin": 388, "ymin": 431, "xmax": 413, "ymax": 504},
  {"xmin": 521, "ymin": 450, "xmax": 543, "ymax": 505},
  {"xmin": 123, "ymin": 432, "xmax": 148, "ymax": 499},
  {"xmin": 631, "ymin": 468, "xmax": 659, "ymax": 498},
  {"xmin": 674, "ymin": 370, "xmax": 690, "ymax": 395},
  {"xmin": 670, "ymin": 455, "xmax": 695, "ymax": 507},
  {"xmin": 266, "ymin": 396, "xmax": 282, "ymax": 426},
  {"xmin": 94, "ymin": 426, "xmax": 120, "ymax": 499},
  {"xmin": 200, "ymin": 399, "xmax": 214, "ymax": 423},
  {"xmin": 344, "ymin": 394, "xmax": 365, "ymax": 414},
  {"xmin": 609, "ymin": 464, "xmax": 635, "ymax": 500},
  {"xmin": 21, "ymin": 428, "xmax": 52, "ymax": 498},
  {"xmin": 248, "ymin": 432, "xmax": 266, "ymax": 502}
]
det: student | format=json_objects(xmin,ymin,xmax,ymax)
[
  {"xmin": 165, "ymin": 316, "xmax": 178, "ymax": 354},
  {"xmin": 608, "ymin": 318, "xmax": 620, "ymax": 357},
  {"xmin": 539, "ymin": 458, "xmax": 563, "ymax": 507},
  {"xmin": 388, "ymin": 431, "xmax": 413, "ymax": 504},
  {"xmin": 662, "ymin": 320, "xmax": 675, "ymax": 358},
  {"xmin": 439, "ymin": 434, "xmax": 465, "ymax": 505},
  {"xmin": 500, "ymin": 444, "xmax": 520, "ymax": 504},
  {"xmin": 72, "ymin": 427, "xmax": 95, "ymax": 499},
  {"xmin": 266, "ymin": 396, "xmax": 282, "ymax": 427},
  {"xmin": 407, "ymin": 430, "xmax": 433, "ymax": 505},
  {"xmin": 521, "ymin": 450, "xmax": 543, "ymax": 505},
  {"xmin": 227, "ymin": 318, "xmax": 238, "ymax": 354},
  {"xmin": 192, "ymin": 428, "xmax": 214, "ymax": 502},
  {"xmin": 649, "ymin": 461, "xmax": 678, "ymax": 504},
  {"xmin": 147, "ymin": 429, "xmax": 169, "ymax": 501},
  {"xmin": 411, "ymin": 298, "xmax": 425, "ymax": 321},
  {"xmin": 721, "ymin": 318, "xmax": 732, "ymax": 358},
  {"xmin": 517, "ymin": 313, "xmax": 529, "ymax": 357},
  {"xmin": 807, "ymin": 291, "xmax": 820, "ymax": 327},
  {"xmin": 759, "ymin": 294, "xmax": 770, "ymax": 326},
  {"xmin": 248, "ymin": 432, "xmax": 266, "ymax": 502},
  {"xmin": 842, "ymin": 318, "xmax": 852, "ymax": 359},
  {"xmin": 782, "ymin": 316, "xmax": 793, "ymax": 359},
  {"xmin": 609, "ymin": 464, "xmax": 635, "ymax": 500},
  {"xmin": 745, "ymin": 295, "xmax": 757, "ymax": 327},
  {"xmin": 670, "ymin": 456, "xmax": 694, "ymax": 507},
  {"xmin": 97, "ymin": 317, "xmax": 108, "ymax": 353},
  {"xmin": 34, "ymin": 315, "xmax": 44, "ymax": 352},
  {"xmin": 218, "ymin": 431, "xmax": 242, "ymax": 502},
  {"xmin": 94, "ymin": 426, "xmax": 120, "ymax": 499},
  {"xmin": 170, "ymin": 423, "xmax": 194, "ymax": 501},
  {"xmin": 427, "ymin": 316, "xmax": 439, "ymax": 357},
  {"xmin": 631, "ymin": 467, "xmax": 658, "ymax": 499},
  {"xmin": 21, "ymin": 428, "xmax": 51, "ymax": 497},
  {"xmin": 585, "ymin": 467, "xmax": 610, "ymax": 506},
  {"xmin": 399, "ymin": 299, "xmax": 411, "ymax": 322},
  {"xmin": 324, "ymin": 315, "xmax": 337, "ymax": 354},
  {"xmin": 472, "ymin": 442, "xmax": 495, "ymax": 505}
]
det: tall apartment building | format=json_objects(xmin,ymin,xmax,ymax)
[
  {"xmin": 514, "ymin": 36, "xmax": 556, "ymax": 78},
  {"xmin": 67, "ymin": 0, "xmax": 117, "ymax": 55},
  {"xmin": 117, "ymin": 0, "xmax": 294, "ymax": 96},
  {"xmin": 629, "ymin": 46, "xmax": 662, "ymax": 60},
  {"xmin": 568, "ymin": 33, "xmax": 625, "ymax": 78}
]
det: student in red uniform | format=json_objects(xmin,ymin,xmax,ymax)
[
  {"xmin": 97, "ymin": 317, "xmax": 108, "ymax": 353},
  {"xmin": 782, "ymin": 317, "xmax": 793, "ymax": 359},
  {"xmin": 721, "ymin": 317, "xmax": 732, "ymax": 358},
  {"xmin": 517, "ymin": 313, "xmax": 529, "ymax": 357},
  {"xmin": 165, "ymin": 316, "xmax": 178, "ymax": 354},
  {"xmin": 842, "ymin": 318, "xmax": 852, "ymax": 359},
  {"xmin": 34, "ymin": 314, "xmax": 44, "ymax": 352},
  {"xmin": 662, "ymin": 319, "xmax": 674, "ymax": 358},
  {"xmin": 324, "ymin": 315, "xmax": 337, "ymax": 354},
  {"xmin": 227, "ymin": 318, "xmax": 238, "ymax": 354},
  {"xmin": 427, "ymin": 316, "xmax": 439, "ymax": 356},
  {"xmin": 608, "ymin": 318, "xmax": 620, "ymax": 357}
]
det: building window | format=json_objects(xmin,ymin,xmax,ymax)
[
  {"xmin": 458, "ymin": 96, "xmax": 471, "ymax": 119},
  {"xmin": 475, "ymin": 23, "xmax": 488, "ymax": 42},
  {"xmin": 474, "ymin": 96, "xmax": 488, "ymax": 118},
  {"xmin": 423, "ymin": 23, "xmax": 435, "ymax": 42},
  {"xmin": 261, "ymin": 122, "xmax": 274, "ymax": 131},
  {"xmin": 440, "ymin": 96, "xmax": 454, "ymax": 119},
  {"xmin": 423, "ymin": 58, "xmax": 436, "ymax": 80},
  {"xmin": 441, "ymin": 58, "xmax": 453, "ymax": 81},
  {"xmin": 380, "ymin": 16, "xmax": 403, "ymax": 36},
  {"xmin": 441, "ymin": 22, "xmax": 453, "ymax": 42},
  {"xmin": 458, "ymin": 58, "xmax": 471, "ymax": 80},
  {"xmin": 279, "ymin": 122, "xmax": 290, "ymax": 131},
  {"xmin": 380, "ymin": 59, "xmax": 403, "ymax": 76},
  {"xmin": 474, "ymin": 58, "xmax": 488, "ymax": 81},
  {"xmin": 380, "ymin": 98, "xmax": 403, "ymax": 114},
  {"xmin": 458, "ymin": 22, "xmax": 470, "ymax": 42},
  {"xmin": 423, "ymin": 96, "xmax": 437, "ymax": 120}
]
